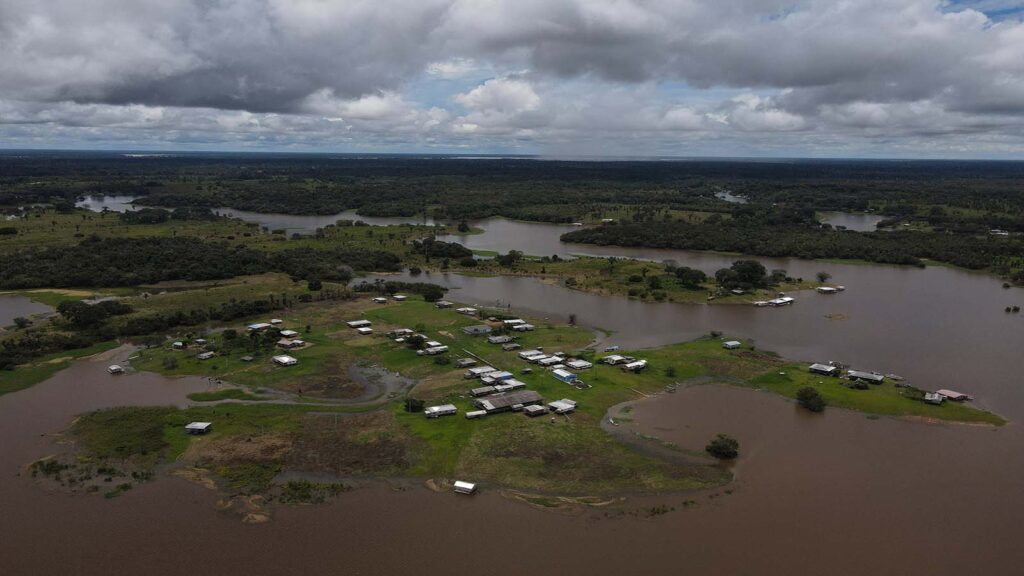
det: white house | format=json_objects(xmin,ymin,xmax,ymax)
[
  {"xmin": 722, "ymin": 341, "xmax": 742, "ymax": 350},
  {"xmin": 566, "ymin": 359, "xmax": 593, "ymax": 370},
  {"xmin": 356, "ymin": 327, "xmax": 373, "ymax": 335},
  {"xmin": 279, "ymin": 329, "xmax": 299, "ymax": 338},
  {"xmin": 393, "ymin": 294, "xmax": 408, "ymax": 301},
  {"xmin": 185, "ymin": 422, "xmax": 213, "ymax": 435},
  {"xmin": 622, "ymin": 360, "xmax": 648, "ymax": 372},
  {"xmin": 272, "ymin": 355, "xmax": 298, "ymax": 366},
  {"xmin": 425, "ymin": 404, "xmax": 457, "ymax": 418},
  {"xmin": 347, "ymin": 320, "xmax": 372, "ymax": 328}
]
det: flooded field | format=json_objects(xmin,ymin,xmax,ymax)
[
  {"xmin": 820, "ymin": 211, "xmax": 885, "ymax": 231},
  {"xmin": 0, "ymin": 294, "xmax": 52, "ymax": 325}
]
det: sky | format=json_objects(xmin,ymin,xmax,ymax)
[{"xmin": 1, "ymin": 0, "xmax": 1023, "ymax": 158}]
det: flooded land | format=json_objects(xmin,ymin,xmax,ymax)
[{"xmin": 2, "ymin": 201, "xmax": 1023, "ymax": 575}]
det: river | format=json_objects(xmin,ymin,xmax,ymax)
[{"xmin": 12, "ymin": 198, "xmax": 1015, "ymax": 574}]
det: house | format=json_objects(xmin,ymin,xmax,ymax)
[
  {"xmin": 417, "ymin": 345, "xmax": 449, "ymax": 355},
  {"xmin": 493, "ymin": 379, "xmax": 526, "ymax": 393},
  {"xmin": 185, "ymin": 422, "xmax": 213, "ymax": 435},
  {"xmin": 602, "ymin": 354, "xmax": 627, "ymax": 365},
  {"xmin": 356, "ymin": 327, "xmax": 373, "ymax": 336},
  {"xmin": 730, "ymin": 289, "xmax": 745, "ymax": 295},
  {"xmin": 809, "ymin": 363, "xmax": 839, "ymax": 376},
  {"xmin": 455, "ymin": 358, "xmax": 477, "ymax": 368},
  {"xmin": 194, "ymin": 338, "xmax": 208, "ymax": 346},
  {"xmin": 279, "ymin": 329, "xmax": 300, "ymax": 338},
  {"xmin": 518, "ymin": 350, "xmax": 545, "ymax": 360},
  {"xmin": 197, "ymin": 351, "xmax": 216, "ymax": 360},
  {"xmin": 512, "ymin": 323, "xmax": 535, "ymax": 332},
  {"xmin": 453, "ymin": 480, "xmax": 477, "ymax": 494},
  {"xmin": 537, "ymin": 356, "xmax": 562, "ymax": 367},
  {"xmin": 722, "ymin": 341, "xmax": 742, "ymax": 350},
  {"xmin": 502, "ymin": 343, "xmax": 522, "ymax": 351},
  {"xmin": 172, "ymin": 341, "xmax": 186, "ymax": 350},
  {"xmin": 346, "ymin": 320, "xmax": 372, "ymax": 328},
  {"xmin": 523, "ymin": 404, "xmax": 548, "ymax": 417},
  {"xmin": 425, "ymin": 340, "xmax": 443, "ymax": 348},
  {"xmin": 424, "ymin": 404, "xmax": 457, "ymax": 418},
  {"xmin": 435, "ymin": 300, "xmax": 454, "ymax": 309},
  {"xmin": 767, "ymin": 297, "xmax": 796, "ymax": 306},
  {"xmin": 372, "ymin": 297, "xmax": 388, "ymax": 304},
  {"xmin": 548, "ymin": 399, "xmax": 577, "ymax": 414},
  {"xmin": 552, "ymin": 369, "xmax": 577, "ymax": 384},
  {"xmin": 463, "ymin": 325, "xmax": 492, "ymax": 336},
  {"xmin": 456, "ymin": 307, "xmax": 478, "ymax": 316},
  {"xmin": 247, "ymin": 322, "xmax": 272, "ymax": 332},
  {"xmin": 924, "ymin": 393, "xmax": 945, "ymax": 405},
  {"xmin": 107, "ymin": 365, "xmax": 124, "ymax": 374},
  {"xmin": 622, "ymin": 360, "xmax": 648, "ymax": 372},
  {"xmin": 847, "ymin": 370, "xmax": 885, "ymax": 384},
  {"xmin": 936, "ymin": 389, "xmax": 973, "ymax": 402},
  {"xmin": 270, "ymin": 318, "xmax": 283, "ymax": 325},
  {"xmin": 272, "ymin": 355, "xmax": 298, "ymax": 366},
  {"xmin": 753, "ymin": 301, "xmax": 769, "ymax": 307},
  {"xmin": 387, "ymin": 328, "xmax": 414, "ymax": 338},
  {"xmin": 471, "ymin": 385, "xmax": 497, "ymax": 397},
  {"xmin": 465, "ymin": 366, "xmax": 496, "ymax": 379},
  {"xmin": 565, "ymin": 359, "xmax": 593, "ymax": 370},
  {"xmin": 503, "ymin": 319, "xmax": 526, "ymax": 327},
  {"xmin": 277, "ymin": 338, "xmax": 305, "ymax": 349},
  {"xmin": 601, "ymin": 218, "xmax": 616, "ymax": 223},
  {"xmin": 549, "ymin": 364, "xmax": 567, "ymax": 371},
  {"xmin": 488, "ymin": 335, "xmax": 514, "ymax": 344},
  {"xmin": 393, "ymin": 294, "xmax": 408, "ymax": 301},
  {"xmin": 474, "ymin": 390, "xmax": 544, "ymax": 413},
  {"xmin": 816, "ymin": 286, "xmax": 839, "ymax": 295},
  {"xmin": 465, "ymin": 410, "xmax": 488, "ymax": 420},
  {"xmin": 487, "ymin": 371, "xmax": 514, "ymax": 381}
]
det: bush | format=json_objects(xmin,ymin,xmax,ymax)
[
  {"xmin": 796, "ymin": 386, "xmax": 826, "ymax": 412},
  {"xmin": 161, "ymin": 356, "xmax": 178, "ymax": 370},
  {"xmin": 705, "ymin": 434, "xmax": 739, "ymax": 459}
]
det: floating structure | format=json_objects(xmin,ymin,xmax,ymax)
[
  {"xmin": 272, "ymin": 355, "xmax": 298, "ymax": 366},
  {"xmin": 185, "ymin": 422, "xmax": 213, "ymax": 435},
  {"xmin": 453, "ymin": 481, "xmax": 477, "ymax": 494},
  {"xmin": 722, "ymin": 341, "xmax": 742, "ymax": 350},
  {"xmin": 197, "ymin": 351, "xmax": 216, "ymax": 360},
  {"xmin": 565, "ymin": 359, "xmax": 593, "ymax": 370},
  {"xmin": 107, "ymin": 365, "xmax": 124, "ymax": 374},
  {"xmin": 552, "ymin": 369, "xmax": 578, "ymax": 384},
  {"xmin": 809, "ymin": 363, "xmax": 840, "ymax": 376},
  {"xmin": 474, "ymin": 390, "xmax": 544, "ymax": 413},
  {"xmin": 346, "ymin": 320, "xmax": 372, "ymax": 329},
  {"xmin": 425, "ymin": 404, "xmax": 457, "ymax": 418},
  {"xmin": 767, "ymin": 297, "xmax": 796, "ymax": 306},
  {"xmin": 936, "ymin": 389, "xmax": 974, "ymax": 402},
  {"xmin": 847, "ymin": 370, "xmax": 885, "ymax": 384},
  {"xmin": 816, "ymin": 286, "xmax": 839, "ymax": 295}
]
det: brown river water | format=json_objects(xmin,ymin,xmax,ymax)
[{"xmin": 1, "ymin": 204, "xmax": 1019, "ymax": 574}]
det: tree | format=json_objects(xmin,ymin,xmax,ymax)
[
  {"xmin": 796, "ymin": 387, "xmax": 827, "ymax": 412},
  {"xmin": 457, "ymin": 220, "xmax": 470, "ymax": 233},
  {"xmin": 307, "ymin": 279, "xmax": 322, "ymax": 291},
  {"xmin": 13, "ymin": 317, "xmax": 30, "ymax": 329},
  {"xmin": 705, "ymin": 434, "xmax": 739, "ymax": 459},
  {"xmin": 816, "ymin": 271, "xmax": 832, "ymax": 283},
  {"xmin": 674, "ymin": 266, "xmax": 707, "ymax": 289}
]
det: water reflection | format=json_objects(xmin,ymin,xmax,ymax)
[{"xmin": 820, "ymin": 211, "xmax": 884, "ymax": 231}]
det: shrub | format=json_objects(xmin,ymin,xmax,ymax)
[
  {"xmin": 796, "ymin": 386, "xmax": 826, "ymax": 412},
  {"xmin": 705, "ymin": 434, "xmax": 739, "ymax": 459}
]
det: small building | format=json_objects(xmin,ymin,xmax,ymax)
[
  {"xmin": 523, "ymin": 404, "xmax": 548, "ymax": 417},
  {"xmin": 185, "ymin": 422, "xmax": 213, "ymax": 435},
  {"xmin": 277, "ymin": 338, "xmax": 305, "ymax": 349},
  {"xmin": 730, "ymin": 289, "xmax": 745, "ymax": 296},
  {"xmin": 847, "ymin": 370, "xmax": 885, "ymax": 384},
  {"xmin": 425, "ymin": 404, "xmax": 457, "ymax": 418},
  {"xmin": 493, "ymin": 379, "xmax": 526, "ymax": 393},
  {"xmin": 356, "ymin": 327, "xmax": 374, "ymax": 336},
  {"xmin": 372, "ymin": 297, "xmax": 388, "ymax": 304},
  {"xmin": 455, "ymin": 358, "xmax": 477, "ymax": 368},
  {"xmin": 552, "ymin": 369, "xmax": 578, "ymax": 384},
  {"xmin": 197, "ymin": 351, "xmax": 216, "ymax": 360},
  {"xmin": 272, "ymin": 355, "xmax": 298, "ymax": 366},
  {"xmin": 622, "ymin": 360, "xmax": 648, "ymax": 373},
  {"xmin": 417, "ymin": 345, "xmax": 449, "ymax": 356},
  {"xmin": 392, "ymin": 294, "xmax": 408, "ymax": 301},
  {"xmin": 924, "ymin": 393, "xmax": 945, "ymax": 405},
  {"xmin": 465, "ymin": 411, "xmax": 488, "ymax": 420},
  {"xmin": 270, "ymin": 319, "xmax": 283, "ymax": 325},
  {"xmin": 247, "ymin": 322, "xmax": 272, "ymax": 332},
  {"xmin": 565, "ymin": 359, "xmax": 593, "ymax": 370},
  {"xmin": 518, "ymin": 350, "xmax": 545, "ymax": 360},
  {"xmin": 279, "ymin": 329, "xmax": 299, "ymax": 338},
  {"xmin": 488, "ymin": 335, "xmax": 514, "ymax": 344},
  {"xmin": 240, "ymin": 355, "xmax": 254, "ymax": 362},
  {"xmin": 537, "ymin": 356, "xmax": 562, "ymax": 367},
  {"xmin": 722, "ymin": 341, "xmax": 742, "ymax": 350},
  {"xmin": 435, "ymin": 300, "xmax": 454, "ymax": 308},
  {"xmin": 387, "ymin": 328, "xmax": 414, "ymax": 338},
  {"xmin": 512, "ymin": 323, "xmax": 535, "ymax": 332},
  {"xmin": 548, "ymin": 364, "xmax": 567, "ymax": 371},
  {"xmin": 602, "ymin": 355, "xmax": 628, "ymax": 365},
  {"xmin": 346, "ymin": 320, "xmax": 372, "ymax": 329},
  {"xmin": 107, "ymin": 365, "xmax": 124, "ymax": 374},
  {"xmin": 453, "ymin": 480, "xmax": 477, "ymax": 494},
  {"xmin": 503, "ymin": 319, "xmax": 526, "ymax": 327},
  {"xmin": 809, "ymin": 363, "xmax": 839, "ymax": 376},
  {"xmin": 425, "ymin": 340, "xmax": 443, "ymax": 348},
  {"xmin": 456, "ymin": 307, "xmax": 478, "ymax": 316},
  {"xmin": 194, "ymin": 338, "xmax": 208, "ymax": 346},
  {"xmin": 172, "ymin": 341, "xmax": 186, "ymax": 350},
  {"xmin": 463, "ymin": 325, "xmax": 492, "ymax": 336},
  {"xmin": 465, "ymin": 366, "xmax": 496, "ymax": 379},
  {"xmin": 488, "ymin": 371, "xmax": 514, "ymax": 381},
  {"xmin": 502, "ymin": 343, "xmax": 522, "ymax": 351},
  {"xmin": 471, "ymin": 385, "xmax": 497, "ymax": 397},
  {"xmin": 753, "ymin": 300, "xmax": 769, "ymax": 307},
  {"xmin": 816, "ymin": 286, "xmax": 838, "ymax": 295},
  {"xmin": 474, "ymin": 390, "xmax": 544, "ymax": 413},
  {"xmin": 768, "ymin": 297, "xmax": 796, "ymax": 306},
  {"xmin": 936, "ymin": 389, "xmax": 973, "ymax": 402},
  {"xmin": 548, "ymin": 399, "xmax": 577, "ymax": 414}
]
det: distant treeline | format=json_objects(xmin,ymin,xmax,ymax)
[{"xmin": 0, "ymin": 236, "xmax": 401, "ymax": 289}]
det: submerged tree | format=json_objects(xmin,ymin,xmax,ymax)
[{"xmin": 705, "ymin": 434, "xmax": 740, "ymax": 460}]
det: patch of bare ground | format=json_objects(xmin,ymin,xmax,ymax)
[
  {"xmin": 285, "ymin": 411, "xmax": 412, "ymax": 476},
  {"xmin": 185, "ymin": 432, "xmax": 293, "ymax": 469},
  {"xmin": 294, "ymin": 357, "xmax": 367, "ymax": 398}
]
